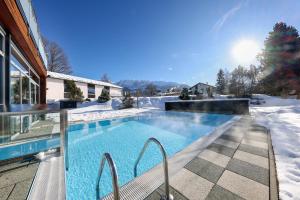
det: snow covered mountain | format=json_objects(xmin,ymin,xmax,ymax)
[{"xmin": 116, "ymin": 80, "xmax": 189, "ymax": 92}]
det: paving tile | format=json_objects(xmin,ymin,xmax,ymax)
[
  {"xmin": 170, "ymin": 168, "xmax": 214, "ymax": 200},
  {"xmin": 217, "ymin": 170, "xmax": 269, "ymax": 200},
  {"xmin": 0, "ymin": 163, "xmax": 38, "ymax": 188},
  {"xmin": 0, "ymin": 161, "xmax": 30, "ymax": 174},
  {"xmin": 233, "ymin": 150, "xmax": 269, "ymax": 169},
  {"xmin": 227, "ymin": 158, "xmax": 269, "ymax": 186},
  {"xmin": 8, "ymin": 179, "xmax": 33, "ymax": 200},
  {"xmin": 207, "ymin": 143, "xmax": 236, "ymax": 157},
  {"xmin": 238, "ymin": 144, "xmax": 268, "ymax": 158},
  {"xmin": 145, "ymin": 184, "xmax": 188, "ymax": 200},
  {"xmin": 243, "ymin": 135, "xmax": 268, "ymax": 143},
  {"xmin": 219, "ymin": 134, "xmax": 242, "ymax": 143},
  {"xmin": 214, "ymin": 138, "xmax": 239, "ymax": 149},
  {"xmin": 249, "ymin": 126, "xmax": 267, "ymax": 132},
  {"xmin": 245, "ymin": 131, "xmax": 268, "ymax": 139},
  {"xmin": 197, "ymin": 150, "xmax": 230, "ymax": 168},
  {"xmin": 205, "ymin": 185, "xmax": 244, "ymax": 200},
  {"xmin": 241, "ymin": 139, "xmax": 268, "ymax": 149},
  {"xmin": 0, "ymin": 185, "xmax": 14, "ymax": 200},
  {"xmin": 185, "ymin": 157, "xmax": 224, "ymax": 183}
]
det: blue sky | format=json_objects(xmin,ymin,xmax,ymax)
[{"xmin": 33, "ymin": 0, "xmax": 300, "ymax": 86}]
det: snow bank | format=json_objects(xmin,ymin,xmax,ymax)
[
  {"xmin": 70, "ymin": 98, "xmax": 122, "ymax": 114},
  {"xmin": 68, "ymin": 96, "xmax": 178, "ymax": 122},
  {"xmin": 69, "ymin": 108, "xmax": 157, "ymax": 122},
  {"xmin": 250, "ymin": 95, "xmax": 300, "ymax": 200},
  {"xmin": 135, "ymin": 96, "xmax": 179, "ymax": 109}
]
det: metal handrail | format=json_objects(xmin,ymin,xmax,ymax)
[
  {"xmin": 0, "ymin": 105, "xmax": 60, "ymax": 116},
  {"xmin": 96, "ymin": 153, "xmax": 120, "ymax": 200},
  {"xmin": 134, "ymin": 137, "xmax": 173, "ymax": 200}
]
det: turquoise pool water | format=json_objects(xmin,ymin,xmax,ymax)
[{"xmin": 66, "ymin": 111, "xmax": 233, "ymax": 199}]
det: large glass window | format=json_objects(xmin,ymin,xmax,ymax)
[
  {"xmin": 21, "ymin": 74, "xmax": 30, "ymax": 104},
  {"xmin": 64, "ymin": 80, "xmax": 71, "ymax": 98},
  {"xmin": 36, "ymin": 85, "xmax": 40, "ymax": 104},
  {"xmin": 0, "ymin": 32, "xmax": 4, "ymax": 54},
  {"xmin": 31, "ymin": 82, "xmax": 36, "ymax": 104},
  {"xmin": 10, "ymin": 66, "xmax": 21, "ymax": 104},
  {"xmin": 10, "ymin": 43, "xmax": 40, "ymax": 105},
  {"xmin": 88, "ymin": 84, "xmax": 95, "ymax": 98},
  {"xmin": 0, "ymin": 30, "xmax": 4, "ymax": 105}
]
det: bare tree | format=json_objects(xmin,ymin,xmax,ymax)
[
  {"xmin": 100, "ymin": 73, "xmax": 111, "ymax": 83},
  {"xmin": 145, "ymin": 84, "xmax": 157, "ymax": 96},
  {"xmin": 43, "ymin": 37, "xmax": 72, "ymax": 74},
  {"xmin": 229, "ymin": 66, "xmax": 248, "ymax": 97}
]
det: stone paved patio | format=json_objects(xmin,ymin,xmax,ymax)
[
  {"xmin": 145, "ymin": 117, "xmax": 278, "ymax": 200},
  {"xmin": 0, "ymin": 159, "xmax": 39, "ymax": 200}
]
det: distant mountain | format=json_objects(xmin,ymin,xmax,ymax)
[{"xmin": 116, "ymin": 80, "xmax": 190, "ymax": 92}]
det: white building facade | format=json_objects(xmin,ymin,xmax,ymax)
[
  {"xmin": 189, "ymin": 82, "xmax": 216, "ymax": 97},
  {"xmin": 46, "ymin": 71, "xmax": 122, "ymax": 102}
]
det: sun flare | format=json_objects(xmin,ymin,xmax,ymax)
[{"xmin": 232, "ymin": 39, "xmax": 260, "ymax": 65}]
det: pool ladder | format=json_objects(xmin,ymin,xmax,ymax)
[
  {"xmin": 96, "ymin": 137, "xmax": 173, "ymax": 200},
  {"xmin": 96, "ymin": 153, "xmax": 120, "ymax": 200}
]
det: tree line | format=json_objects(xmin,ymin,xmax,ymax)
[{"xmin": 216, "ymin": 22, "xmax": 300, "ymax": 97}]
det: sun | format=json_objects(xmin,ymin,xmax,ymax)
[{"xmin": 232, "ymin": 39, "xmax": 260, "ymax": 65}]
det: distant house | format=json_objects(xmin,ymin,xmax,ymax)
[
  {"xmin": 47, "ymin": 71, "xmax": 122, "ymax": 102},
  {"xmin": 189, "ymin": 82, "xmax": 216, "ymax": 97}
]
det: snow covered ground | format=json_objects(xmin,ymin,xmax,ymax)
[{"xmin": 250, "ymin": 95, "xmax": 300, "ymax": 200}]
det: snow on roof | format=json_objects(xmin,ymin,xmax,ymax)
[
  {"xmin": 47, "ymin": 71, "xmax": 122, "ymax": 89},
  {"xmin": 190, "ymin": 82, "xmax": 215, "ymax": 89}
]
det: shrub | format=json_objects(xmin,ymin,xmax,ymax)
[
  {"xmin": 98, "ymin": 88, "xmax": 110, "ymax": 103},
  {"xmin": 64, "ymin": 80, "xmax": 84, "ymax": 102},
  {"xmin": 179, "ymin": 88, "xmax": 191, "ymax": 100},
  {"xmin": 121, "ymin": 93, "xmax": 134, "ymax": 109},
  {"xmin": 85, "ymin": 98, "xmax": 91, "ymax": 102}
]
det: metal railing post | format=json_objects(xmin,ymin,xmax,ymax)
[
  {"xmin": 96, "ymin": 153, "xmax": 120, "ymax": 200},
  {"xmin": 134, "ymin": 137, "xmax": 173, "ymax": 200},
  {"xmin": 60, "ymin": 109, "xmax": 69, "ymax": 171}
]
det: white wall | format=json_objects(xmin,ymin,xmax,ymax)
[
  {"xmin": 110, "ymin": 87, "xmax": 122, "ymax": 97},
  {"xmin": 75, "ymin": 82, "xmax": 88, "ymax": 99},
  {"xmin": 191, "ymin": 84, "xmax": 215, "ymax": 97},
  {"xmin": 95, "ymin": 85, "xmax": 104, "ymax": 99},
  {"xmin": 46, "ymin": 78, "xmax": 64, "ymax": 102},
  {"xmin": 46, "ymin": 78, "xmax": 123, "ymax": 101}
]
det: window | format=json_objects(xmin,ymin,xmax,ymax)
[
  {"xmin": 104, "ymin": 86, "xmax": 110, "ymax": 96},
  {"xmin": 0, "ymin": 29, "xmax": 4, "ymax": 106},
  {"xmin": 21, "ymin": 73, "xmax": 29, "ymax": 104},
  {"xmin": 9, "ymin": 43, "xmax": 40, "ymax": 105},
  {"xmin": 88, "ymin": 84, "xmax": 95, "ymax": 98},
  {"xmin": 104, "ymin": 86, "xmax": 110, "ymax": 92},
  {"xmin": 10, "ymin": 66, "xmax": 21, "ymax": 104},
  {"xmin": 31, "ymin": 82, "xmax": 36, "ymax": 104},
  {"xmin": 0, "ymin": 31, "xmax": 4, "ymax": 55},
  {"xmin": 64, "ymin": 80, "xmax": 71, "ymax": 98}
]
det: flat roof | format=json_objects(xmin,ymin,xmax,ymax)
[{"xmin": 47, "ymin": 71, "xmax": 122, "ymax": 89}]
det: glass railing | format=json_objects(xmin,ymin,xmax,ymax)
[
  {"xmin": 0, "ymin": 108, "xmax": 67, "ymax": 161},
  {"xmin": 16, "ymin": 0, "xmax": 48, "ymax": 67}
]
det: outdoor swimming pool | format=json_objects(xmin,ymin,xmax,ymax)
[{"xmin": 66, "ymin": 111, "xmax": 234, "ymax": 199}]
